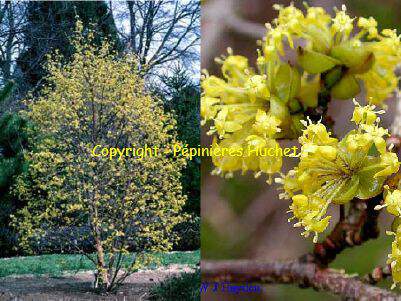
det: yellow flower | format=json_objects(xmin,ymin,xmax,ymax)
[
  {"xmin": 280, "ymin": 102, "xmax": 400, "ymax": 242},
  {"xmin": 332, "ymin": 5, "xmax": 355, "ymax": 39},
  {"xmin": 298, "ymin": 118, "xmax": 338, "ymax": 146},
  {"xmin": 376, "ymin": 187, "xmax": 401, "ymax": 216},
  {"xmin": 201, "ymin": 75, "xmax": 229, "ymax": 98},
  {"xmin": 253, "ymin": 110, "xmax": 281, "ymax": 137},
  {"xmin": 360, "ymin": 124, "xmax": 389, "ymax": 154},
  {"xmin": 374, "ymin": 153, "xmax": 400, "ymax": 178},
  {"xmin": 358, "ymin": 16, "xmax": 378, "ymax": 39},
  {"xmin": 201, "ymin": 96, "xmax": 220, "ymax": 124},
  {"xmin": 356, "ymin": 28, "xmax": 401, "ymax": 105},
  {"xmin": 211, "ymin": 137, "xmax": 243, "ymax": 177},
  {"xmin": 289, "ymin": 194, "xmax": 331, "ymax": 242},
  {"xmin": 387, "ymin": 228, "xmax": 401, "ymax": 289},
  {"xmin": 220, "ymin": 52, "xmax": 249, "ymax": 84},
  {"xmin": 244, "ymin": 75, "xmax": 270, "ymax": 102},
  {"xmin": 345, "ymin": 132, "xmax": 372, "ymax": 153},
  {"xmin": 214, "ymin": 107, "xmax": 244, "ymax": 138},
  {"xmin": 290, "ymin": 194, "xmax": 309, "ymax": 219},
  {"xmin": 351, "ymin": 100, "xmax": 384, "ymax": 126}
]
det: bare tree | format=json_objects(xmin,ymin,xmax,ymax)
[
  {"xmin": 0, "ymin": 1, "xmax": 26, "ymax": 114},
  {"xmin": 111, "ymin": 0, "xmax": 200, "ymax": 75},
  {"xmin": 0, "ymin": 1, "xmax": 26, "ymax": 84},
  {"xmin": 0, "ymin": 1, "xmax": 120, "ymax": 111},
  {"xmin": 15, "ymin": 1, "xmax": 120, "ymax": 96}
]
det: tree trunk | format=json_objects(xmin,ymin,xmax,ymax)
[
  {"xmin": 94, "ymin": 235, "xmax": 110, "ymax": 290},
  {"xmin": 92, "ymin": 202, "xmax": 110, "ymax": 291}
]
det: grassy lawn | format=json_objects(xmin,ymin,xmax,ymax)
[{"xmin": 0, "ymin": 250, "xmax": 200, "ymax": 277}]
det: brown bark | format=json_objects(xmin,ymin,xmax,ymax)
[
  {"xmin": 91, "ymin": 201, "xmax": 109, "ymax": 290},
  {"xmin": 94, "ymin": 233, "xmax": 110, "ymax": 290},
  {"xmin": 202, "ymin": 260, "xmax": 401, "ymax": 300},
  {"xmin": 365, "ymin": 265, "xmax": 393, "ymax": 285}
]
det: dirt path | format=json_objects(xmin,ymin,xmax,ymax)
[{"xmin": 0, "ymin": 264, "xmax": 193, "ymax": 301}]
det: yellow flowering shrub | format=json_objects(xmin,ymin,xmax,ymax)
[{"xmin": 12, "ymin": 22, "xmax": 186, "ymax": 291}]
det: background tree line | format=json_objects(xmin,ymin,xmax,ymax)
[{"xmin": 0, "ymin": 0, "xmax": 200, "ymax": 257}]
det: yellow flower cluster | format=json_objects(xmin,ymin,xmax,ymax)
[
  {"xmin": 201, "ymin": 4, "xmax": 401, "ymax": 182},
  {"xmin": 270, "ymin": 4, "xmax": 401, "ymax": 105},
  {"xmin": 277, "ymin": 101, "xmax": 400, "ymax": 243},
  {"xmin": 376, "ymin": 187, "xmax": 401, "ymax": 288},
  {"xmin": 202, "ymin": 45, "xmax": 303, "ymax": 181},
  {"xmin": 387, "ymin": 227, "xmax": 401, "ymax": 289}
]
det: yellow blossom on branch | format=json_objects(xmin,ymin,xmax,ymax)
[{"xmin": 277, "ymin": 101, "xmax": 399, "ymax": 242}]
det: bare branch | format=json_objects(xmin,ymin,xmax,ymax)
[
  {"xmin": 202, "ymin": 260, "xmax": 401, "ymax": 300},
  {"xmin": 365, "ymin": 265, "xmax": 393, "ymax": 285},
  {"xmin": 118, "ymin": 0, "xmax": 200, "ymax": 73}
]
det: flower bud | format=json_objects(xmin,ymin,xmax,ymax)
[
  {"xmin": 273, "ymin": 63, "xmax": 301, "ymax": 102},
  {"xmin": 221, "ymin": 55, "xmax": 249, "ymax": 80},
  {"xmin": 331, "ymin": 74, "xmax": 360, "ymax": 99},
  {"xmin": 324, "ymin": 66, "xmax": 343, "ymax": 89},
  {"xmin": 297, "ymin": 75, "xmax": 320, "ymax": 108},
  {"xmin": 297, "ymin": 47, "xmax": 340, "ymax": 74},
  {"xmin": 392, "ymin": 217, "xmax": 401, "ymax": 232},
  {"xmin": 330, "ymin": 40, "xmax": 373, "ymax": 74}
]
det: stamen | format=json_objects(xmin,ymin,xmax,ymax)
[
  {"xmin": 313, "ymin": 233, "xmax": 318, "ymax": 243},
  {"xmin": 374, "ymin": 204, "xmax": 387, "ymax": 210}
]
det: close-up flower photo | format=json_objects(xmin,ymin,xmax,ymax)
[{"xmin": 201, "ymin": 0, "xmax": 401, "ymax": 300}]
